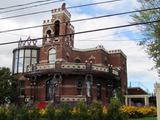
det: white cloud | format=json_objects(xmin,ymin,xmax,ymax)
[{"xmin": 92, "ymin": 0, "xmax": 139, "ymax": 11}]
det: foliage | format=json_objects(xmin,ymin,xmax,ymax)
[
  {"xmin": 130, "ymin": 117, "xmax": 156, "ymax": 120},
  {"xmin": 71, "ymin": 101, "xmax": 90, "ymax": 120},
  {"xmin": 0, "ymin": 67, "xmax": 17, "ymax": 104},
  {"xmin": 120, "ymin": 106, "xmax": 157, "ymax": 118},
  {"xmin": 107, "ymin": 98, "xmax": 129, "ymax": 120},
  {"xmin": 88, "ymin": 101, "xmax": 103, "ymax": 120},
  {"xmin": 55, "ymin": 102, "xmax": 72, "ymax": 120},
  {"xmin": 0, "ymin": 101, "xmax": 157, "ymax": 120},
  {"xmin": 132, "ymin": 0, "xmax": 160, "ymax": 74}
]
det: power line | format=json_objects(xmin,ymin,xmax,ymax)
[
  {"xmin": 75, "ymin": 39, "xmax": 142, "ymax": 41},
  {"xmin": 0, "ymin": 19, "xmax": 159, "ymax": 46},
  {"xmin": 72, "ymin": 20, "xmax": 160, "ymax": 35},
  {"xmin": 0, "ymin": 0, "xmax": 64, "ymax": 14},
  {"xmin": 74, "ymin": 29, "xmax": 143, "ymax": 41},
  {"xmin": 0, "ymin": 7, "xmax": 160, "ymax": 33},
  {"xmin": 67, "ymin": 0, "xmax": 121, "ymax": 9},
  {"xmin": 71, "ymin": 7, "xmax": 160, "ymax": 22},
  {"xmin": 1, "ymin": 32, "xmax": 35, "ymax": 38},
  {"xmin": 1, "ymin": 26, "xmax": 140, "ymax": 38},
  {"xmin": 0, "ymin": 0, "xmax": 122, "ymax": 19},
  {"xmin": 0, "ymin": 25, "xmax": 42, "ymax": 33},
  {"xmin": 0, "ymin": 0, "xmax": 59, "ymax": 10}
]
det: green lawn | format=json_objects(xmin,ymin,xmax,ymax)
[{"xmin": 130, "ymin": 117, "xmax": 156, "ymax": 120}]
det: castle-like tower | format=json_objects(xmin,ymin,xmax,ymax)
[
  {"xmin": 41, "ymin": 3, "xmax": 74, "ymax": 64},
  {"xmin": 12, "ymin": 3, "xmax": 127, "ymax": 104}
]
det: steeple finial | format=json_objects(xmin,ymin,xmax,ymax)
[{"xmin": 61, "ymin": 3, "xmax": 66, "ymax": 10}]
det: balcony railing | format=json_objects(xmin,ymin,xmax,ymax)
[
  {"xmin": 60, "ymin": 95, "xmax": 86, "ymax": 102},
  {"xmin": 27, "ymin": 63, "xmax": 55, "ymax": 72},
  {"xmin": 27, "ymin": 62, "xmax": 119, "ymax": 76},
  {"xmin": 61, "ymin": 63, "xmax": 86, "ymax": 70},
  {"xmin": 92, "ymin": 64, "xmax": 109, "ymax": 72},
  {"xmin": 36, "ymin": 63, "xmax": 55, "ymax": 70},
  {"xmin": 112, "ymin": 69, "xmax": 119, "ymax": 76}
]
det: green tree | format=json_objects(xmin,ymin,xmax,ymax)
[
  {"xmin": 132, "ymin": 0, "xmax": 160, "ymax": 75},
  {"xmin": 0, "ymin": 67, "xmax": 17, "ymax": 104}
]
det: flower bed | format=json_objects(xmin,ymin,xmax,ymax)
[
  {"xmin": 0, "ymin": 102, "xmax": 157, "ymax": 120},
  {"xmin": 120, "ymin": 106, "xmax": 157, "ymax": 118}
]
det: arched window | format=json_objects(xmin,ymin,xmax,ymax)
[
  {"xmin": 75, "ymin": 59, "xmax": 81, "ymax": 63},
  {"xmin": 96, "ymin": 82, "xmax": 102, "ymax": 100},
  {"xmin": 54, "ymin": 20, "xmax": 60, "ymax": 37},
  {"xmin": 104, "ymin": 57, "xmax": 108, "ymax": 66},
  {"xmin": 46, "ymin": 30, "xmax": 51, "ymax": 37},
  {"xmin": 76, "ymin": 80, "xmax": 83, "ymax": 95},
  {"xmin": 48, "ymin": 49, "xmax": 56, "ymax": 63},
  {"xmin": 46, "ymin": 30, "xmax": 52, "ymax": 43}
]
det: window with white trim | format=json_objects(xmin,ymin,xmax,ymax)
[{"xmin": 48, "ymin": 49, "xmax": 56, "ymax": 63}]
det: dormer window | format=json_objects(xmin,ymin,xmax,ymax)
[
  {"xmin": 89, "ymin": 59, "xmax": 95, "ymax": 64},
  {"xmin": 54, "ymin": 20, "xmax": 60, "ymax": 37},
  {"xmin": 48, "ymin": 48, "xmax": 56, "ymax": 63},
  {"xmin": 89, "ymin": 55, "xmax": 95, "ymax": 64}
]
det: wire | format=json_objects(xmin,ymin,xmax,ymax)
[
  {"xmin": 0, "ymin": 0, "xmax": 60, "ymax": 10},
  {"xmin": 0, "ymin": 25, "xmax": 42, "ymax": 33},
  {"xmin": 0, "ymin": 7, "xmax": 160, "ymax": 33},
  {"xmin": 1, "ymin": 25, "xmax": 140, "ymax": 38},
  {"xmin": 0, "ymin": 19, "xmax": 159, "ymax": 46},
  {"xmin": 71, "ymin": 7, "xmax": 160, "ymax": 22},
  {"xmin": 67, "ymin": 0, "xmax": 121, "ymax": 9},
  {"xmin": 0, "ymin": 0, "xmax": 64, "ymax": 14},
  {"xmin": 75, "ymin": 39, "xmax": 142, "ymax": 41},
  {"xmin": 1, "ymin": 32, "xmax": 35, "ymax": 37},
  {"xmin": 0, "ymin": 0, "xmax": 122, "ymax": 19},
  {"xmin": 72, "ymin": 20, "xmax": 160, "ymax": 35}
]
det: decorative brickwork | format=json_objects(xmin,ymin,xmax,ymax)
[{"xmin": 13, "ymin": 3, "xmax": 127, "ymax": 104}]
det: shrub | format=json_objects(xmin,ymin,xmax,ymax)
[
  {"xmin": 88, "ymin": 101, "xmax": 103, "ymax": 120},
  {"xmin": 107, "ymin": 98, "xmax": 129, "ymax": 120},
  {"xmin": 72, "ymin": 101, "xmax": 90, "ymax": 120},
  {"xmin": 54, "ymin": 102, "xmax": 72, "ymax": 120},
  {"xmin": 0, "ymin": 101, "xmax": 156, "ymax": 120},
  {"xmin": 120, "ymin": 106, "xmax": 157, "ymax": 118}
]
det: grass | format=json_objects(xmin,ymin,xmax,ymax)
[{"xmin": 130, "ymin": 117, "xmax": 156, "ymax": 120}]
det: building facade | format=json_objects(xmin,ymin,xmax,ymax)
[
  {"xmin": 12, "ymin": 3, "xmax": 127, "ymax": 104},
  {"xmin": 125, "ymin": 87, "xmax": 149, "ymax": 106}
]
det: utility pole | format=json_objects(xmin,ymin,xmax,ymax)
[{"xmin": 155, "ymin": 83, "xmax": 160, "ymax": 120}]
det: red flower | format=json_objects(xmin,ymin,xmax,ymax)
[{"xmin": 36, "ymin": 101, "xmax": 48, "ymax": 109}]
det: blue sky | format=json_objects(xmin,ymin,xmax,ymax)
[{"xmin": 0, "ymin": 0, "xmax": 159, "ymax": 93}]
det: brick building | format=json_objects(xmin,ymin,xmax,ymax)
[{"xmin": 12, "ymin": 3, "xmax": 127, "ymax": 104}]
